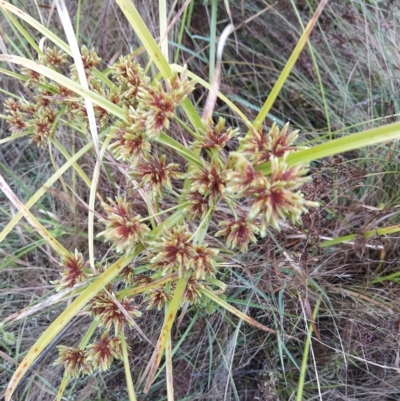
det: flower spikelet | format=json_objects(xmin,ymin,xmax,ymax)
[
  {"xmin": 129, "ymin": 154, "xmax": 180, "ymax": 198},
  {"xmin": 165, "ymin": 66, "xmax": 195, "ymax": 103},
  {"xmin": 55, "ymin": 347, "xmax": 92, "ymax": 378},
  {"xmin": 241, "ymin": 122, "xmax": 299, "ymax": 164},
  {"xmin": 194, "ymin": 117, "xmax": 239, "ymax": 150},
  {"xmin": 189, "ymin": 160, "xmax": 228, "ymax": 205},
  {"xmin": 21, "ymin": 67, "xmax": 42, "ymax": 87},
  {"xmin": 184, "ymin": 190, "xmax": 210, "ymax": 220},
  {"xmin": 135, "ymin": 82, "xmax": 176, "ymax": 138},
  {"xmin": 248, "ymin": 155, "xmax": 312, "ymax": 236},
  {"xmin": 109, "ymin": 123, "xmax": 151, "ymax": 165},
  {"xmin": 193, "ymin": 245, "xmax": 218, "ymax": 279},
  {"xmin": 97, "ymin": 196, "xmax": 150, "ymax": 253},
  {"xmin": 55, "ymin": 250, "xmax": 89, "ymax": 290},
  {"xmin": 183, "ymin": 276, "xmax": 204, "ymax": 304},
  {"xmin": 146, "ymin": 287, "xmax": 173, "ymax": 310},
  {"xmin": 7, "ymin": 110, "xmax": 26, "ymax": 134},
  {"xmin": 216, "ymin": 218, "xmax": 260, "ymax": 251},
  {"xmin": 89, "ymin": 290, "xmax": 141, "ymax": 334},
  {"xmin": 30, "ymin": 109, "xmax": 57, "ymax": 147},
  {"xmin": 42, "ymin": 47, "xmax": 68, "ymax": 67},
  {"xmin": 111, "ymin": 55, "xmax": 150, "ymax": 102},
  {"xmin": 133, "ymin": 69, "xmax": 194, "ymax": 138},
  {"xmin": 86, "ymin": 332, "xmax": 122, "ymax": 372},
  {"xmin": 149, "ymin": 226, "xmax": 197, "ymax": 275},
  {"xmin": 226, "ymin": 153, "xmax": 267, "ymax": 197}
]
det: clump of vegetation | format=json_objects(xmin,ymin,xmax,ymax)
[{"xmin": 1, "ymin": 1, "xmax": 400, "ymax": 400}]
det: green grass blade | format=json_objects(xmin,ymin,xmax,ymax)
[
  {"xmin": 0, "ymin": 132, "xmax": 106, "ymax": 244},
  {"xmin": 121, "ymin": 329, "xmax": 138, "ymax": 401},
  {"xmin": 3, "ymin": 8, "xmax": 41, "ymax": 56},
  {"xmin": 0, "ymin": 175, "xmax": 67, "ymax": 255},
  {"xmin": 254, "ymin": 0, "xmax": 328, "ymax": 125},
  {"xmin": 209, "ymin": 0, "xmax": 217, "ymax": 84},
  {"xmin": 258, "ymin": 121, "xmax": 400, "ymax": 174},
  {"xmin": 0, "ymin": 1, "xmax": 70, "ymax": 55},
  {"xmin": 296, "ymin": 298, "xmax": 321, "ymax": 401}
]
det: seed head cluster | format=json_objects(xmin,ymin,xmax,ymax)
[
  {"xmin": 5, "ymin": 43, "xmax": 318, "ymax": 379},
  {"xmin": 54, "ymin": 250, "xmax": 89, "ymax": 290},
  {"xmin": 97, "ymin": 196, "xmax": 150, "ymax": 254},
  {"xmin": 89, "ymin": 288, "xmax": 142, "ymax": 335}
]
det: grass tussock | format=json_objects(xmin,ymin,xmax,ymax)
[{"xmin": 1, "ymin": 1, "xmax": 400, "ymax": 401}]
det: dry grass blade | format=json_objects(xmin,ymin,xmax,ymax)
[
  {"xmin": 55, "ymin": 0, "xmax": 99, "ymax": 158},
  {"xmin": 0, "ymin": 174, "xmax": 67, "ymax": 254},
  {"xmin": 202, "ymin": 23, "xmax": 234, "ymax": 120},
  {"xmin": 254, "ymin": 0, "xmax": 329, "ymax": 125}
]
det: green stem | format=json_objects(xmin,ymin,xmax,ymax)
[
  {"xmin": 143, "ymin": 274, "xmax": 190, "ymax": 393},
  {"xmin": 209, "ymin": 0, "xmax": 218, "ymax": 84},
  {"xmin": 121, "ymin": 329, "xmax": 137, "ymax": 401},
  {"xmin": 296, "ymin": 298, "xmax": 321, "ymax": 401}
]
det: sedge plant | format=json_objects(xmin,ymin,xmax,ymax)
[{"xmin": 1, "ymin": 0, "xmax": 400, "ymax": 400}]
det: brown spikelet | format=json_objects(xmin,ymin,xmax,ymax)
[
  {"xmin": 55, "ymin": 347, "xmax": 92, "ymax": 378},
  {"xmin": 55, "ymin": 250, "xmax": 89, "ymax": 290},
  {"xmin": 98, "ymin": 196, "xmax": 150, "ymax": 253},
  {"xmin": 86, "ymin": 332, "xmax": 122, "ymax": 372}
]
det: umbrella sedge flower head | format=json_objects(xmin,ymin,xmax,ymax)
[
  {"xmin": 135, "ymin": 83, "xmax": 175, "ymax": 138},
  {"xmin": 41, "ymin": 47, "xmax": 68, "ymax": 67},
  {"xmin": 132, "ymin": 273, "xmax": 154, "ymax": 287},
  {"xmin": 226, "ymin": 153, "xmax": 267, "ymax": 196},
  {"xmin": 166, "ymin": 67, "xmax": 195, "ymax": 102},
  {"xmin": 109, "ymin": 122, "xmax": 151, "ymax": 166},
  {"xmin": 146, "ymin": 287, "xmax": 173, "ymax": 310},
  {"xmin": 111, "ymin": 55, "xmax": 150, "ymax": 102},
  {"xmin": 188, "ymin": 160, "xmax": 228, "ymax": 206},
  {"xmin": 7, "ymin": 110, "xmax": 26, "ymax": 134},
  {"xmin": 86, "ymin": 332, "xmax": 122, "ymax": 372},
  {"xmin": 119, "ymin": 264, "xmax": 136, "ymax": 286},
  {"xmin": 129, "ymin": 154, "xmax": 181, "ymax": 199},
  {"xmin": 55, "ymin": 347, "xmax": 92, "ymax": 378},
  {"xmin": 21, "ymin": 67, "xmax": 42, "ymax": 88},
  {"xmin": 248, "ymin": 154, "xmax": 316, "ymax": 236},
  {"xmin": 97, "ymin": 196, "xmax": 150, "ymax": 253},
  {"xmin": 183, "ymin": 276, "xmax": 204, "ymax": 304},
  {"xmin": 30, "ymin": 108, "xmax": 57, "ymax": 147},
  {"xmin": 193, "ymin": 244, "xmax": 219, "ymax": 279},
  {"xmin": 216, "ymin": 218, "xmax": 260, "ymax": 252},
  {"xmin": 133, "ymin": 68, "xmax": 194, "ymax": 138},
  {"xmin": 92, "ymin": 87, "xmax": 122, "ymax": 128},
  {"xmin": 4, "ymin": 98, "xmax": 23, "ymax": 113},
  {"xmin": 55, "ymin": 250, "xmax": 89, "ymax": 290},
  {"xmin": 89, "ymin": 290, "xmax": 141, "ymax": 335},
  {"xmin": 184, "ymin": 190, "xmax": 210, "ymax": 220},
  {"xmin": 81, "ymin": 46, "xmax": 101, "ymax": 70},
  {"xmin": 149, "ymin": 225, "xmax": 197, "ymax": 276},
  {"xmin": 193, "ymin": 117, "xmax": 239, "ymax": 151},
  {"xmin": 69, "ymin": 46, "xmax": 100, "ymax": 79},
  {"xmin": 240, "ymin": 122, "xmax": 300, "ymax": 164}
]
